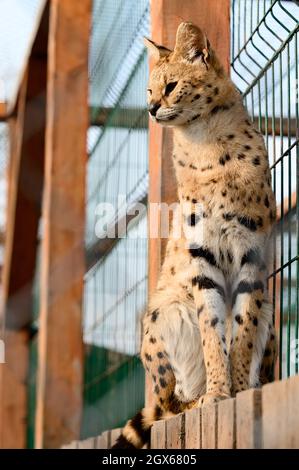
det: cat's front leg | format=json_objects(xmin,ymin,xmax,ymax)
[
  {"xmin": 230, "ymin": 252, "xmax": 273, "ymax": 395},
  {"xmin": 191, "ymin": 255, "xmax": 231, "ymax": 407}
]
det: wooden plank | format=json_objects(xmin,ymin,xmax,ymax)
[
  {"xmin": 77, "ymin": 437, "xmax": 96, "ymax": 449},
  {"xmin": 217, "ymin": 398, "xmax": 236, "ymax": 449},
  {"xmin": 0, "ymin": 330, "xmax": 29, "ymax": 449},
  {"xmin": 147, "ymin": 0, "xmax": 230, "ymax": 406},
  {"xmin": 95, "ymin": 431, "xmax": 110, "ymax": 449},
  {"xmin": 35, "ymin": 0, "xmax": 91, "ymax": 449},
  {"xmin": 0, "ymin": 6, "xmax": 50, "ymax": 446},
  {"xmin": 201, "ymin": 404, "xmax": 217, "ymax": 449},
  {"xmin": 262, "ymin": 376, "xmax": 299, "ymax": 449},
  {"xmin": 166, "ymin": 414, "xmax": 185, "ymax": 449},
  {"xmin": 151, "ymin": 419, "xmax": 166, "ymax": 449},
  {"xmin": 185, "ymin": 408, "xmax": 201, "ymax": 449},
  {"xmin": 61, "ymin": 441, "xmax": 78, "ymax": 449},
  {"xmin": 236, "ymin": 389, "xmax": 262, "ymax": 449}
]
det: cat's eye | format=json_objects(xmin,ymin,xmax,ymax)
[{"xmin": 165, "ymin": 81, "xmax": 178, "ymax": 96}]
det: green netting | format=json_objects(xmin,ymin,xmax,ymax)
[
  {"xmin": 231, "ymin": 0, "xmax": 299, "ymax": 378},
  {"xmin": 81, "ymin": 0, "xmax": 150, "ymax": 438},
  {"xmin": 26, "ymin": 247, "xmax": 40, "ymax": 448}
]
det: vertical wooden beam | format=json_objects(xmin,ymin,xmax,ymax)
[
  {"xmin": 0, "ymin": 4, "xmax": 49, "ymax": 448},
  {"xmin": 147, "ymin": 0, "xmax": 230, "ymax": 404},
  {"xmin": 35, "ymin": 0, "xmax": 91, "ymax": 449}
]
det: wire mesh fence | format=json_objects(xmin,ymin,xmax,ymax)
[
  {"xmin": 231, "ymin": 0, "xmax": 299, "ymax": 378},
  {"xmin": 81, "ymin": 0, "xmax": 150, "ymax": 438}
]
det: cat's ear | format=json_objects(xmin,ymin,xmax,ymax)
[
  {"xmin": 143, "ymin": 37, "xmax": 172, "ymax": 61},
  {"xmin": 173, "ymin": 22, "xmax": 210, "ymax": 68}
]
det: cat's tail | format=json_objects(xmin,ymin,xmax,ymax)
[{"xmin": 112, "ymin": 405, "xmax": 166, "ymax": 449}]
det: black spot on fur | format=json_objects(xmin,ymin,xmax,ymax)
[
  {"xmin": 189, "ymin": 163, "xmax": 197, "ymax": 170},
  {"xmin": 170, "ymin": 266, "xmax": 175, "ymax": 275},
  {"xmin": 187, "ymin": 213, "xmax": 200, "ymax": 226},
  {"xmin": 206, "ymin": 97, "xmax": 213, "ymax": 104},
  {"xmin": 191, "ymin": 93, "xmax": 201, "ymax": 101},
  {"xmin": 159, "ymin": 378, "xmax": 167, "ymax": 388},
  {"xmin": 238, "ymin": 153, "xmax": 246, "ymax": 160},
  {"xmin": 221, "ymin": 190, "xmax": 227, "ymax": 197},
  {"xmin": 188, "ymin": 113, "xmax": 201, "ymax": 122},
  {"xmin": 178, "ymin": 160, "xmax": 185, "ymax": 167},
  {"xmin": 244, "ymin": 145, "xmax": 251, "ymax": 150},
  {"xmin": 241, "ymin": 248, "xmax": 260, "ymax": 267},
  {"xmin": 248, "ymin": 342, "xmax": 253, "ymax": 349},
  {"xmin": 154, "ymin": 385, "xmax": 160, "ymax": 394},
  {"xmin": 232, "ymin": 280, "xmax": 264, "ymax": 306},
  {"xmin": 130, "ymin": 411, "xmax": 151, "ymax": 444},
  {"xmin": 158, "ymin": 365, "xmax": 166, "ymax": 376},
  {"xmin": 211, "ymin": 317, "xmax": 219, "ymax": 327},
  {"xmin": 223, "ymin": 212, "xmax": 236, "ymax": 221},
  {"xmin": 189, "ymin": 245, "xmax": 217, "ymax": 266},
  {"xmin": 264, "ymin": 195, "xmax": 270, "ymax": 208},
  {"xmin": 227, "ymin": 250, "xmax": 233, "ymax": 263},
  {"xmin": 149, "ymin": 336, "xmax": 157, "ymax": 344},
  {"xmin": 235, "ymin": 314, "xmax": 243, "ymax": 325},
  {"xmin": 253, "ymin": 316, "xmax": 258, "ymax": 326},
  {"xmin": 237, "ymin": 215, "xmax": 257, "ymax": 231},
  {"xmin": 151, "ymin": 310, "xmax": 159, "ymax": 322},
  {"xmin": 157, "ymin": 352, "xmax": 164, "ymax": 359},
  {"xmin": 253, "ymin": 156, "xmax": 260, "ymax": 166},
  {"xmin": 192, "ymin": 276, "xmax": 225, "ymax": 299},
  {"xmin": 145, "ymin": 353, "xmax": 152, "ymax": 362},
  {"xmin": 244, "ymin": 129, "xmax": 253, "ymax": 138},
  {"xmin": 256, "ymin": 299, "xmax": 262, "ymax": 309}
]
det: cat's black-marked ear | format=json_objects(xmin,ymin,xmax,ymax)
[
  {"xmin": 173, "ymin": 22, "xmax": 210, "ymax": 67},
  {"xmin": 143, "ymin": 37, "xmax": 172, "ymax": 61}
]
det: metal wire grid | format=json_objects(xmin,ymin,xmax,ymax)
[
  {"xmin": 82, "ymin": 0, "xmax": 150, "ymax": 437},
  {"xmin": 231, "ymin": 0, "xmax": 299, "ymax": 378}
]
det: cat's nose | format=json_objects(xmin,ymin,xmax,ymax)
[{"xmin": 148, "ymin": 102, "xmax": 161, "ymax": 116}]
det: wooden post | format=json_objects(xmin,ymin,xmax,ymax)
[
  {"xmin": 35, "ymin": 0, "xmax": 91, "ymax": 449},
  {"xmin": 0, "ymin": 4, "xmax": 49, "ymax": 448},
  {"xmin": 147, "ymin": 0, "xmax": 230, "ymax": 404}
]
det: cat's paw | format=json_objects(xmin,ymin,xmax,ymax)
[{"xmin": 196, "ymin": 392, "xmax": 230, "ymax": 408}]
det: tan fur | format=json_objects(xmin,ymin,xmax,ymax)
[{"xmin": 114, "ymin": 22, "xmax": 277, "ymax": 449}]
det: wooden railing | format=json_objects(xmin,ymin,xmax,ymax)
[{"xmin": 62, "ymin": 374, "xmax": 299, "ymax": 449}]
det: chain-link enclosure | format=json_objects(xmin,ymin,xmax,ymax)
[
  {"xmin": 231, "ymin": 0, "xmax": 298, "ymax": 378},
  {"xmin": 81, "ymin": 0, "xmax": 150, "ymax": 438}
]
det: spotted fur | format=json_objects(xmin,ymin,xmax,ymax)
[{"xmin": 113, "ymin": 22, "xmax": 277, "ymax": 450}]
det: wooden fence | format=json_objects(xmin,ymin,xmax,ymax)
[{"xmin": 62, "ymin": 374, "xmax": 299, "ymax": 449}]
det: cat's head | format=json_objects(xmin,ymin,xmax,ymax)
[{"xmin": 145, "ymin": 22, "xmax": 226, "ymax": 126}]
